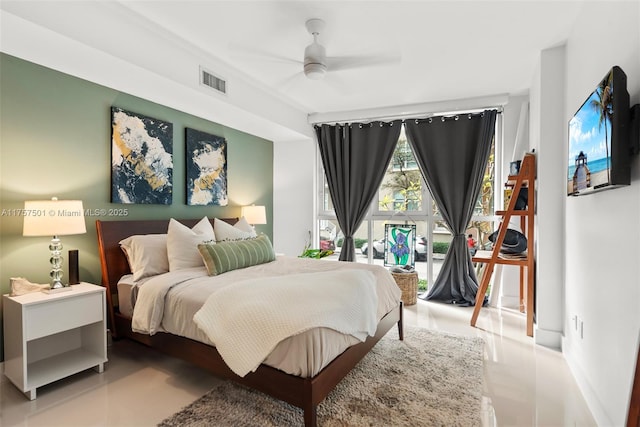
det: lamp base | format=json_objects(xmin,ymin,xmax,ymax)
[{"xmin": 49, "ymin": 235, "xmax": 66, "ymax": 290}]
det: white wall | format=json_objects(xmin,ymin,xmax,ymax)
[
  {"xmin": 531, "ymin": 45, "xmax": 567, "ymax": 349},
  {"xmin": 273, "ymin": 138, "xmax": 316, "ymax": 256},
  {"xmin": 559, "ymin": 2, "xmax": 640, "ymax": 425}
]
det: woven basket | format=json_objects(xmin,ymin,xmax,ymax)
[{"xmin": 391, "ymin": 272, "xmax": 418, "ymax": 306}]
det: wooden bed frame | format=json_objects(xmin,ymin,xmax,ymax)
[{"xmin": 96, "ymin": 217, "xmax": 403, "ymax": 427}]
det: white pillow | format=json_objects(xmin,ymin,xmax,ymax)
[
  {"xmin": 234, "ymin": 216, "xmax": 257, "ymax": 234},
  {"xmin": 119, "ymin": 234, "xmax": 169, "ymax": 281},
  {"xmin": 214, "ymin": 217, "xmax": 257, "ymax": 242},
  {"xmin": 167, "ymin": 217, "xmax": 215, "ymax": 271}
]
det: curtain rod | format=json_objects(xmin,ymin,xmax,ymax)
[
  {"xmin": 311, "ymin": 108, "xmax": 503, "ymax": 126},
  {"xmin": 308, "ymin": 94, "xmax": 508, "ymax": 126}
]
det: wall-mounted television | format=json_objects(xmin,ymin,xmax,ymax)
[{"xmin": 567, "ymin": 66, "xmax": 631, "ymax": 196}]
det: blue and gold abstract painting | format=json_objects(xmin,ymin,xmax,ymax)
[
  {"xmin": 185, "ymin": 128, "xmax": 227, "ymax": 206},
  {"xmin": 111, "ymin": 107, "xmax": 173, "ymax": 204}
]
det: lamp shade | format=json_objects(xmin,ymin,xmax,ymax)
[
  {"xmin": 23, "ymin": 199, "xmax": 86, "ymax": 236},
  {"xmin": 241, "ymin": 205, "xmax": 266, "ymax": 225}
]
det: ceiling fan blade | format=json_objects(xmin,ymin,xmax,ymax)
[
  {"xmin": 228, "ymin": 43, "xmax": 303, "ymax": 66},
  {"xmin": 322, "ymin": 73, "xmax": 351, "ymax": 94},
  {"xmin": 327, "ymin": 53, "xmax": 401, "ymax": 72},
  {"xmin": 277, "ymin": 70, "xmax": 348, "ymax": 96},
  {"xmin": 277, "ymin": 71, "xmax": 305, "ymax": 89}
]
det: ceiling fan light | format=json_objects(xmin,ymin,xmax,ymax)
[
  {"xmin": 304, "ymin": 63, "xmax": 327, "ymax": 80},
  {"xmin": 303, "ymin": 40, "xmax": 327, "ymax": 79}
]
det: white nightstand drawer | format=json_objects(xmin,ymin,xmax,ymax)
[{"xmin": 24, "ymin": 293, "xmax": 103, "ymax": 340}]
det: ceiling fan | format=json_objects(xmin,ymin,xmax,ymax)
[
  {"xmin": 303, "ymin": 18, "xmax": 329, "ymax": 80},
  {"xmin": 229, "ymin": 18, "xmax": 400, "ymax": 84},
  {"xmin": 301, "ymin": 18, "xmax": 400, "ymax": 81}
]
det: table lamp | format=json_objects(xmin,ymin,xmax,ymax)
[
  {"xmin": 241, "ymin": 205, "xmax": 267, "ymax": 228},
  {"xmin": 23, "ymin": 197, "xmax": 86, "ymax": 290}
]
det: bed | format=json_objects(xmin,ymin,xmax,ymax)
[{"xmin": 96, "ymin": 217, "xmax": 403, "ymax": 427}]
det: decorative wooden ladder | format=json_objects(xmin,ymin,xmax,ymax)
[{"xmin": 471, "ymin": 152, "xmax": 536, "ymax": 337}]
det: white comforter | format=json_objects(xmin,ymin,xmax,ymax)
[
  {"xmin": 194, "ymin": 269, "xmax": 378, "ymax": 376},
  {"xmin": 131, "ymin": 256, "xmax": 401, "ymax": 377}
]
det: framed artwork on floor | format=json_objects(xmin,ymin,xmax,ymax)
[
  {"xmin": 185, "ymin": 128, "xmax": 228, "ymax": 206},
  {"xmin": 111, "ymin": 107, "xmax": 173, "ymax": 204}
]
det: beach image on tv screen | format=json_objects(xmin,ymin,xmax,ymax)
[{"xmin": 567, "ymin": 70, "xmax": 613, "ymax": 195}]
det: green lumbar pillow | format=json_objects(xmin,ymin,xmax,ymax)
[{"xmin": 198, "ymin": 234, "xmax": 276, "ymax": 276}]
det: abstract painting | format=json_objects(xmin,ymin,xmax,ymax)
[
  {"xmin": 111, "ymin": 107, "xmax": 173, "ymax": 204},
  {"xmin": 185, "ymin": 128, "xmax": 227, "ymax": 206},
  {"xmin": 384, "ymin": 224, "xmax": 416, "ymax": 267}
]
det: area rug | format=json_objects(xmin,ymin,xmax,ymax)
[{"xmin": 158, "ymin": 326, "xmax": 484, "ymax": 426}]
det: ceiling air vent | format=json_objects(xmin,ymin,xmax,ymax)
[{"xmin": 200, "ymin": 67, "xmax": 227, "ymax": 95}]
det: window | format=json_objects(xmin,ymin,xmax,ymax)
[
  {"xmin": 390, "ymin": 138, "xmax": 418, "ymax": 171},
  {"xmin": 376, "ymin": 133, "xmax": 424, "ymax": 214},
  {"xmin": 316, "ymin": 119, "xmax": 499, "ymax": 292}
]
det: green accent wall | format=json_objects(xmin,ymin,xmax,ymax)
[{"xmin": 0, "ymin": 53, "xmax": 273, "ymax": 359}]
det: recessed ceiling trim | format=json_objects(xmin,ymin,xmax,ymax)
[{"xmin": 308, "ymin": 94, "xmax": 509, "ymax": 125}]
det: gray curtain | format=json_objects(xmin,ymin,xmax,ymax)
[
  {"xmin": 405, "ymin": 110, "xmax": 497, "ymax": 305},
  {"xmin": 315, "ymin": 121, "xmax": 401, "ymax": 261}
]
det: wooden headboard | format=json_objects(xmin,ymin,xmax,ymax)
[{"xmin": 95, "ymin": 217, "xmax": 237, "ymax": 333}]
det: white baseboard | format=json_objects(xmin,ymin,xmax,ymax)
[
  {"xmin": 499, "ymin": 295, "xmax": 520, "ymax": 310},
  {"xmin": 534, "ymin": 326, "xmax": 562, "ymax": 349},
  {"xmin": 562, "ymin": 336, "xmax": 610, "ymax": 426}
]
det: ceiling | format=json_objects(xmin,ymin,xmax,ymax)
[{"xmin": 1, "ymin": 0, "xmax": 585, "ymax": 116}]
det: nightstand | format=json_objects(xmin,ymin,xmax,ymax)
[{"xmin": 2, "ymin": 282, "xmax": 108, "ymax": 400}]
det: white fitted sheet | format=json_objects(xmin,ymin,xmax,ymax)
[{"xmin": 122, "ymin": 256, "xmax": 401, "ymax": 377}]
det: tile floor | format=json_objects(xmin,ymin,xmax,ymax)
[{"xmin": 0, "ymin": 300, "xmax": 596, "ymax": 426}]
